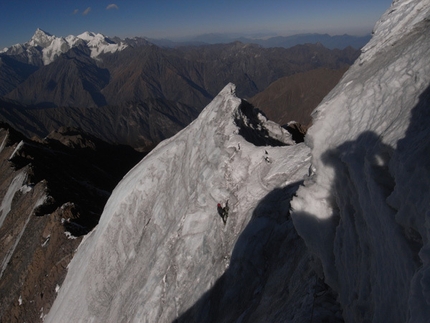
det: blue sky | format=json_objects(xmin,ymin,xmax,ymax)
[{"xmin": 1, "ymin": 0, "xmax": 393, "ymax": 49}]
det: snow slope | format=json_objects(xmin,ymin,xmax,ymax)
[
  {"xmin": 46, "ymin": 84, "xmax": 312, "ymax": 322},
  {"xmin": 291, "ymin": 0, "xmax": 430, "ymax": 322}
]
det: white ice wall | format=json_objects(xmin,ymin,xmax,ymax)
[{"xmin": 291, "ymin": 0, "xmax": 430, "ymax": 322}]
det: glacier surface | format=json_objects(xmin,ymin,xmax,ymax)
[{"xmin": 291, "ymin": 0, "xmax": 430, "ymax": 322}]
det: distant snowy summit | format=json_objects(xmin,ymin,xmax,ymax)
[{"xmin": 1, "ymin": 28, "xmax": 128, "ymax": 65}]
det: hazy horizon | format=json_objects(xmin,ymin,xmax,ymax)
[{"xmin": 0, "ymin": 0, "xmax": 392, "ymax": 49}]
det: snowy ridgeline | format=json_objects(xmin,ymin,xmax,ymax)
[
  {"xmin": 46, "ymin": 0, "xmax": 430, "ymax": 322},
  {"xmin": 291, "ymin": 0, "xmax": 430, "ymax": 322},
  {"xmin": 46, "ymin": 84, "xmax": 315, "ymax": 322},
  {"xmin": 3, "ymin": 29, "xmax": 127, "ymax": 65}
]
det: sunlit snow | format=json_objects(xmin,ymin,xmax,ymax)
[
  {"xmin": 76, "ymin": 31, "xmax": 128, "ymax": 59},
  {"xmin": 46, "ymin": 83, "xmax": 311, "ymax": 322},
  {"xmin": 291, "ymin": 0, "xmax": 430, "ymax": 322},
  {"xmin": 3, "ymin": 28, "xmax": 128, "ymax": 65}
]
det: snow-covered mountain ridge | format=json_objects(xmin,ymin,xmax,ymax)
[
  {"xmin": 291, "ymin": 0, "xmax": 430, "ymax": 322},
  {"xmin": 1, "ymin": 28, "xmax": 127, "ymax": 65},
  {"xmin": 46, "ymin": 0, "xmax": 430, "ymax": 322},
  {"xmin": 46, "ymin": 83, "xmax": 318, "ymax": 322}
]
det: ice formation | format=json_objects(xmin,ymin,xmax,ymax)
[
  {"xmin": 46, "ymin": 84, "xmax": 312, "ymax": 322},
  {"xmin": 291, "ymin": 0, "xmax": 430, "ymax": 322}
]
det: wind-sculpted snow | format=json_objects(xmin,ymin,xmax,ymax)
[
  {"xmin": 291, "ymin": 0, "xmax": 430, "ymax": 322},
  {"xmin": 46, "ymin": 84, "xmax": 313, "ymax": 322}
]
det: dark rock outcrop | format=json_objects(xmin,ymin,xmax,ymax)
[{"xmin": 0, "ymin": 123, "xmax": 145, "ymax": 322}]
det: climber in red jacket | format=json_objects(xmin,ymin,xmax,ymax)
[{"xmin": 217, "ymin": 201, "xmax": 229, "ymax": 224}]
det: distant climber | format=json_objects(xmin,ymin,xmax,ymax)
[
  {"xmin": 217, "ymin": 201, "xmax": 229, "ymax": 224},
  {"xmin": 264, "ymin": 150, "xmax": 271, "ymax": 163}
]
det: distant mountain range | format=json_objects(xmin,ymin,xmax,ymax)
[
  {"xmin": 148, "ymin": 33, "xmax": 371, "ymax": 50},
  {"xmin": 0, "ymin": 29, "xmax": 361, "ymax": 149},
  {"xmin": 0, "ymin": 29, "xmax": 129, "ymax": 66}
]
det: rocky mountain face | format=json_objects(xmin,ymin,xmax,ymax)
[
  {"xmin": 241, "ymin": 33, "xmax": 371, "ymax": 50},
  {"xmin": 0, "ymin": 56, "xmax": 38, "ymax": 97},
  {"xmin": 249, "ymin": 67, "xmax": 348, "ymax": 127},
  {"xmin": 0, "ymin": 98, "xmax": 199, "ymax": 152},
  {"xmin": 0, "ymin": 30, "xmax": 360, "ymax": 150},
  {"xmin": 6, "ymin": 45, "xmax": 110, "ymax": 108},
  {"xmin": 0, "ymin": 123, "xmax": 144, "ymax": 323}
]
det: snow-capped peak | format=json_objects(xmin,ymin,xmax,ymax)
[
  {"xmin": 76, "ymin": 31, "xmax": 97, "ymax": 41},
  {"xmin": 76, "ymin": 31, "xmax": 127, "ymax": 58},
  {"xmin": 28, "ymin": 28, "xmax": 55, "ymax": 48},
  {"xmin": 2, "ymin": 29, "xmax": 128, "ymax": 65}
]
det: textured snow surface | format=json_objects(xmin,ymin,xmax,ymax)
[
  {"xmin": 291, "ymin": 0, "xmax": 430, "ymax": 322},
  {"xmin": 46, "ymin": 84, "xmax": 312, "ymax": 322}
]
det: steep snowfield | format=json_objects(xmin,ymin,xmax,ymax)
[
  {"xmin": 291, "ymin": 0, "xmax": 430, "ymax": 322},
  {"xmin": 46, "ymin": 84, "xmax": 313, "ymax": 322}
]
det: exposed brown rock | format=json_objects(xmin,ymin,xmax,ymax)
[
  {"xmin": 249, "ymin": 67, "xmax": 348, "ymax": 127},
  {"xmin": 0, "ymin": 123, "xmax": 145, "ymax": 323}
]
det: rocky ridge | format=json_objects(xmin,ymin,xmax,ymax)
[{"xmin": 0, "ymin": 123, "xmax": 144, "ymax": 322}]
